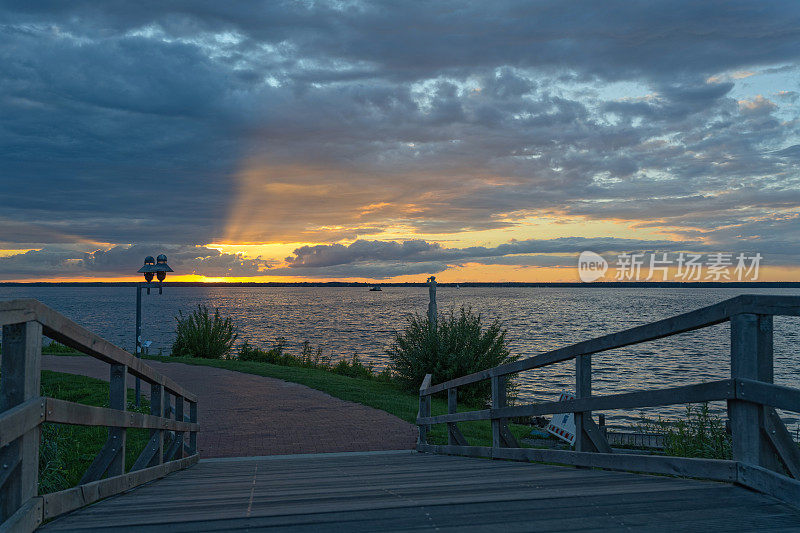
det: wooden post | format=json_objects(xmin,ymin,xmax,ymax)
[
  {"xmin": 188, "ymin": 401, "xmax": 198, "ymax": 456},
  {"xmin": 107, "ymin": 364, "xmax": 127, "ymax": 477},
  {"xmin": 729, "ymin": 313, "xmax": 773, "ymax": 467},
  {"xmin": 149, "ymin": 384, "xmax": 164, "ymax": 467},
  {"xmin": 174, "ymin": 396, "xmax": 184, "ymax": 459},
  {"xmin": 491, "ymin": 375, "xmax": 502, "ymax": 448},
  {"xmin": 417, "ymin": 374, "xmax": 432, "ymax": 446},
  {"xmin": 575, "ymin": 354, "xmax": 592, "ymax": 453},
  {"xmin": 447, "ymin": 388, "xmax": 457, "ymax": 445},
  {"xmin": 446, "ymin": 388, "xmax": 469, "ymax": 446},
  {"xmin": 0, "ymin": 321, "xmax": 42, "ymax": 522},
  {"xmin": 163, "ymin": 393, "xmax": 173, "ymax": 460}
]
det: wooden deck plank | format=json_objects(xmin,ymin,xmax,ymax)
[{"xmin": 41, "ymin": 453, "xmax": 800, "ymax": 532}]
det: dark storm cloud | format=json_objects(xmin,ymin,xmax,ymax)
[
  {"xmin": 0, "ymin": 245, "xmax": 272, "ymax": 278},
  {"xmin": 285, "ymin": 237, "xmax": 703, "ymax": 269},
  {"xmin": 1, "ymin": 1, "xmax": 799, "ymax": 278}
]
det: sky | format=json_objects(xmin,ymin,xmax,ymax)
[{"xmin": 1, "ymin": 1, "xmax": 799, "ymax": 282}]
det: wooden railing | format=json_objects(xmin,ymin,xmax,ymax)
[
  {"xmin": 0, "ymin": 299, "xmax": 199, "ymax": 532},
  {"xmin": 416, "ymin": 294, "xmax": 800, "ymax": 506}
]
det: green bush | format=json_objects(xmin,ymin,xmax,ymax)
[
  {"xmin": 236, "ymin": 339, "xmax": 382, "ymax": 380},
  {"xmin": 637, "ymin": 403, "xmax": 732, "ymax": 459},
  {"xmin": 171, "ymin": 305, "xmax": 237, "ymax": 359},
  {"xmin": 387, "ymin": 307, "xmax": 517, "ymax": 406},
  {"xmin": 239, "ymin": 338, "xmax": 285, "ymax": 363},
  {"xmin": 43, "ymin": 341, "xmax": 76, "ymax": 354}
]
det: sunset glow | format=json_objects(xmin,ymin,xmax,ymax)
[{"xmin": 1, "ymin": 3, "xmax": 799, "ymax": 283}]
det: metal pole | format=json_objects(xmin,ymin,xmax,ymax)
[{"xmin": 135, "ymin": 283, "xmax": 142, "ymax": 407}]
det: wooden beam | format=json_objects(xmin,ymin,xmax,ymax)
[
  {"xmin": 0, "ymin": 308, "xmax": 36, "ymax": 328},
  {"xmin": 0, "ymin": 398, "xmax": 44, "ymax": 449},
  {"xmin": 188, "ymin": 400, "xmax": 198, "ymax": 456},
  {"xmin": 130, "ymin": 432, "xmax": 162, "ymax": 472},
  {"xmin": 0, "ymin": 454, "xmax": 19, "ymax": 492},
  {"xmin": 583, "ymin": 416, "xmax": 612, "ymax": 454},
  {"xmin": 417, "ymin": 443, "xmax": 738, "ymax": 483},
  {"xmin": 728, "ymin": 313, "xmax": 773, "ymax": 469},
  {"xmin": 737, "ymin": 462, "xmax": 800, "ymax": 509},
  {"xmin": 173, "ymin": 396, "xmax": 184, "ymax": 460},
  {"xmin": 763, "ymin": 407, "xmax": 800, "ymax": 479},
  {"xmin": 107, "ymin": 364, "xmax": 126, "ymax": 477},
  {"xmin": 78, "ymin": 436, "xmax": 123, "ymax": 485},
  {"xmin": 745, "ymin": 294, "xmax": 800, "ymax": 317},
  {"xmin": 735, "ymin": 379, "xmax": 800, "ymax": 413},
  {"xmin": 447, "ymin": 388, "xmax": 468, "ymax": 446},
  {"xmin": 575, "ymin": 354, "xmax": 592, "ymax": 453},
  {"xmin": 418, "ymin": 380, "xmax": 734, "ymax": 426},
  {"xmin": 0, "ymin": 299, "xmax": 197, "ymax": 402},
  {"xmin": 499, "ymin": 425, "xmax": 520, "ymax": 449},
  {"xmin": 41, "ymin": 455, "xmax": 199, "ymax": 521},
  {"xmin": 163, "ymin": 434, "xmax": 183, "ymax": 462},
  {"xmin": 0, "ymin": 497, "xmax": 42, "ymax": 533},
  {"xmin": 491, "ymin": 376, "xmax": 502, "ymax": 448},
  {"xmin": 0, "ymin": 320, "xmax": 41, "ymax": 524},
  {"xmin": 417, "ymin": 374, "xmax": 432, "ymax": 447},
  {"xmin": 44, "ymin": 398, "xmax": 198, "ymax": 431},
  {"xmin": 149, "ymin": 383, "xmax": 164, "ymax": 467},
  {"xmin": 423, "ymin": 295, "xmax": 751, "ymax": 395}
]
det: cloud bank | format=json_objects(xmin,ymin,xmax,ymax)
[{"xmin": 1, "ymin": 1, "xmax": 798, "ymax": 279}]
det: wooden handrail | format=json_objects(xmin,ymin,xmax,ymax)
[
  {"xmin": 422, "ymin": 294, "xmax": 800, "ymax": 396},
  {"xmin": 0, "ymin": 299, "xmax": 200, "ymax": 532},
  {"xmin": 416, "ymin": 294, "xmax": 800, "ymax": 508},
  {"xmin": 0, "ymin": 299, "xmax": 196, "ymax": 401}
]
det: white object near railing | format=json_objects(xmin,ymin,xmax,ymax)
[{"xmin": 416, "ymin": 294, "xmax": 800, "ymax": 507}]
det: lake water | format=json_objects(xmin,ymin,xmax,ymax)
[{"xmin": 2, "ymin": 285, "xmax": 799, "ymax": 431}]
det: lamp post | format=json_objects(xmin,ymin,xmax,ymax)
[{"xmin": 134, "ymin": 254, "xmax": 173, "ymax": 406}]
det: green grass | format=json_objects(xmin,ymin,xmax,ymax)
[
  {"xmin": 39, "ymin": 371, "xmax": 151, "ymax": 494},
  {"xmin": 144, "ymin": 354, "xmax": 531, "ymax": 447},
  {"xmin": 43, "ymin": 349, "xmax": 533, "ymax": 447}
]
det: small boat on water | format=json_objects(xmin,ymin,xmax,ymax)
[{"xmin": 369, "ymin": 286, "xmax": 382, "ymax": 291}]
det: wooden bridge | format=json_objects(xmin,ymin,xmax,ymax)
[{"xmin": 1, "ymin": 296, "xmax": 800, "ymax": 531}]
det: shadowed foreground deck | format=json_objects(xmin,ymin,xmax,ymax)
[{"xmin": 41, "ymin": 451, "xmax": 800, "ymax": 532}]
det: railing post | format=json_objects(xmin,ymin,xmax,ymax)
[
  {"xmin": 0, "ymin": 321, "xmax": 42, "ymax": 523},
  {"xmin": 149, "ymin": 383, "xmax": 164, "ymax": 467},
  {"xmin": 163, "ymin": 393, "xmax": 173, "ymax": 461},
  {"xmin": 417, "ymin": 374, "xmax": 432, "ymax": 446},
  {"xmin": 447, "ymin": 388, "xmax": 459, "ymax": 446},
  {"xmin": 491, "ymin": 376, "xmax": 504, "ymax": 448},
  {"xmin": 174, "ymin": 396, "xmax": 184, "ymax": 459},
  {"xmin": 575, "ymin": 354, "xmax": 592, "ymax": 453},
  {"xmin": 491, "ymin": 374, "xmax": 520, "ymax": 449},
  {"xmin": 188, "ymin": 401, "xmax": 198, "ymax": 456},
  {"xmin": 729, "ymin": 313, "xmax": 773, "ymax": 467},
  {"xmin": 107, "ymin": 364, "xmax": 127, "ymax": 477}
]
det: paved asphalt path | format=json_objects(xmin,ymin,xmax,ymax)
[{"xmin": 42, "ymin": 355, "xmax": 417, "ymax": 458}]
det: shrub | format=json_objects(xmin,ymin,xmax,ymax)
[
  {"xmin": 43, "ymin": 341, "xmax": 76, "ymax": 354},
  {"xmin": 636, "ymin": 403, "xmax": 732, "ymax": 459},
  {"xmin": 387, "ymin": 307, "xmax": 517, "ymax": 406},
  {"xmin": 330, "ymin": 353, "xmax": 377, "ymax": 380},
  {"xmin": 171, "ymin": 305, "xmax": 237, "ymax": 359},
  {"xmin": 235, "ymin": 339, "xmax": 378, "ymax": 380},
  {"xmin": 238, "ymin": 338, "xmax": 288, "ymax": 364}
]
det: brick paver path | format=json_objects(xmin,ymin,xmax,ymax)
[{"xmin": 42, "ymin": 355, "xmax": 417, "ymax": 457}]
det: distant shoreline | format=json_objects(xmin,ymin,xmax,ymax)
[{"xmin": 2, "ymin": 281, "xmax": 799, "ymax": 288}]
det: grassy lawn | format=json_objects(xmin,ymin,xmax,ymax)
[
  {"xmin": 142, "ymin": 354, "xmax": 532, "ymax": 447},
  {"xmin": 39, "ymin": 370, "xmax": 151, "ymax": 494}
]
